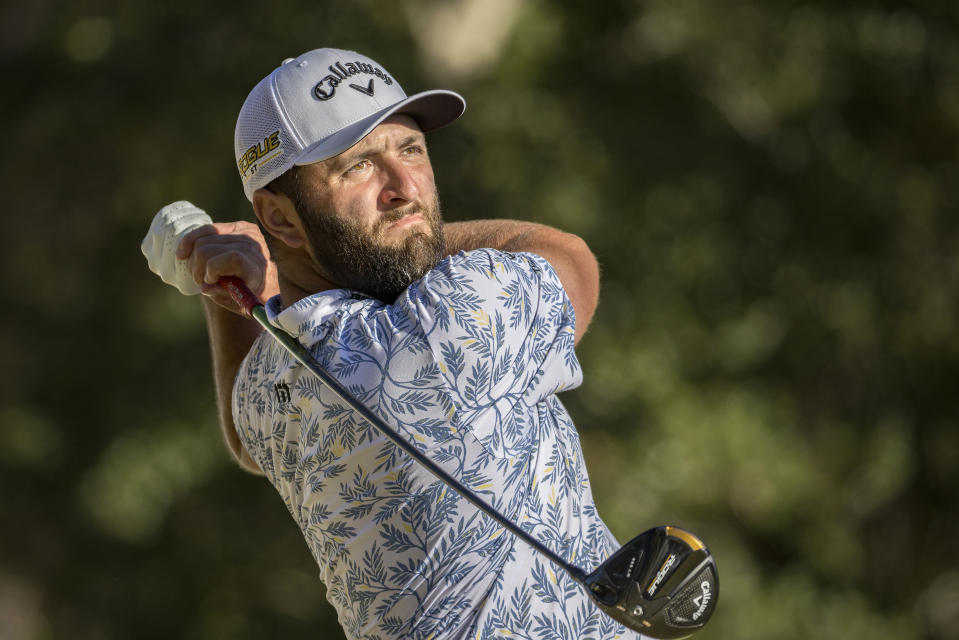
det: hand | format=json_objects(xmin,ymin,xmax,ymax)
[
  {"xmin": 141, "ymin": 201, "xmax": 279, "ymax": 315},
  {"xmin": 177, "ymin": 221, "xmax": 279, "ymax": 316}
]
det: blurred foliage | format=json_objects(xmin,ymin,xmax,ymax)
[{"xmin": 2, "ymin": 0, "xmax": 958, "ymax": 638}]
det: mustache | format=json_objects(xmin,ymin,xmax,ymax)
[{"xmin": 375, "ymin": 202, "xmax": 430, "ymax": 231}]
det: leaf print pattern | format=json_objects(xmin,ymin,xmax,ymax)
[{"xmin": 233, "ymin": 249, "xmax": 645, "ymax": 639}]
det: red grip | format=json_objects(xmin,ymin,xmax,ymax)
[{"xmin": 219, "ymin": 276, "xmax": 263, "ymax": 316}]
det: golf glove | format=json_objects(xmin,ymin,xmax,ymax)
[{"xmin": 141, "ymin": 200, "xmax": 212, "ymax": 295}]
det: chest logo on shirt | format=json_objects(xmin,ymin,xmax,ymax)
[{"xmin": 274, "ymin": 382, "xmax": 291, "ymax": 404}]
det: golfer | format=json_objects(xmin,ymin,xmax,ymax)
[{"xmin": 147, "ymin": 47, "xmax": 643, "ymax": 640}]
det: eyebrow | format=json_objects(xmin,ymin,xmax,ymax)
[
  {"xmin": 330, "ymin": 132, "xmax": 427, "ymax": 172},
  {"xmin": 397, "ymin": 133, "xmax": 426, "ymax": 149}
]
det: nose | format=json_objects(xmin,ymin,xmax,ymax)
[{"xmin": 379, "ymin": 158, "xmax": 420, "ymax": 207}]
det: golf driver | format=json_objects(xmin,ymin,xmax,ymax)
[{"xmin": 220, "ymin": 276, "xmax": 719, "ymax": 639}]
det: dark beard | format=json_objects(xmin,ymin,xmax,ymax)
[{"xmin": 297, "ymin": 197, "xmax": 446, "ymax": 303}]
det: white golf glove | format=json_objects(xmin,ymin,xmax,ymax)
[{"xmin": 141, "ymin": 201, "xmax": 213, "ymax": 295}]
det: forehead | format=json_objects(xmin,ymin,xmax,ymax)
[
  {"xmin": 380, "ymin": 113, "xmax": 422, "ymax": 132},
  {"xmin": 300, "ymin": 115, "xmax": 425, "ymax": 180},
  {"xmin": 344, "ymin": 114, "xmax": 423, "ymax": 153}
]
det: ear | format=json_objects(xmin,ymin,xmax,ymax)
[{"xmin": 252, "ymin": 188, "xmax": 306, "ymax": 249}]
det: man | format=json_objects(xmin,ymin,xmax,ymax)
[{"xmin": 145, "ymin": 48, "xmax": 642, "ymax": 639}]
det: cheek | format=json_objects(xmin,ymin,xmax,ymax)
[
  {"xmin": 421, "ymin": 172, "xmax": 440, "ymax": 210},
  {"xmin": 331, "ymin": 190, "xmax": 378, "ymax": 228},
  {"xmin": 418, "ymin": 166, "xmax": 436, "ymax": 193}
]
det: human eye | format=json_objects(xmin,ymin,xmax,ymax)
[
  {"xmin": 401, "ymin": 143, "xmax": 426, "ymax": 158},
  {"xmin": 344, "ymin": 159, "xmax": 371, "ymax": 175}
]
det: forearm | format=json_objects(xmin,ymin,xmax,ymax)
[
  {"xmin": 443, "ymin": 220, "xmax": 600, "ymax": 343},
  {"xmin": 203, "ymin": 298, "xmax": 264, "ymax": 474},
  {"xmin": 444, "ymin": 219, "xmax": 542, "ymax": 254}
]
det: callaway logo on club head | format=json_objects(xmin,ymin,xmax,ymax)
[
  {"xmin": 313, "ymin": 60, "xmax": 394, "ymax": 101},
  {"xmin": 692, "ymin": 580, "xmax": 712, "ymax": 620}
]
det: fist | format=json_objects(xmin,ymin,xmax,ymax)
[{"xmin": 176, "ymin": 219, "xmax": 277, "ymax": 313}]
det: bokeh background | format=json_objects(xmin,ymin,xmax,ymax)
[{"xmin": 3, "ymin": 0, "xmax": 958, "ymax": 638}]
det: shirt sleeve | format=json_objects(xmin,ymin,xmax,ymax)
[
  {"xmin": 402, "ymin": 249, "xmax": 582, "ymax": 453},
  {"xmin": 230, "ymin": 333, "xmax": 280, "ymax": 482}
]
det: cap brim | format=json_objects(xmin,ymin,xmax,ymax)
[{"xmin": 294, "ymin": 89, "xmax": 465, "ymax": 166}]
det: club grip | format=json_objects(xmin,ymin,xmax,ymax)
[{"xmin": 218, "ymin": 276, "xmax": 263, "ymax": 316}]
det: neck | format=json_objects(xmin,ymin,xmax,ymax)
[{"xmin": 273, "ymin": 247, "xmax": 337, "ymax": 309}]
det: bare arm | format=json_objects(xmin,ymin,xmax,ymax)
[
  {"xmin": 203, "ymin": 299, "xmax": 264, "ymax": 474},
  {"xmin": 178, "ymin": 221, "xmax": 279, "ymax": 475},
  {"xmin": 443, "ymin": 220, "xmax": 600, "ymax": 343}
]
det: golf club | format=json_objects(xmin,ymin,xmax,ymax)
[{"xmin": 220, "ymin": 276, "xmax": 719, "ymax": 639}]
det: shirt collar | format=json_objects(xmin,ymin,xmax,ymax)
[{"xmin": 264, "ymin": 290, "xmax": 376, "ymax": 347}]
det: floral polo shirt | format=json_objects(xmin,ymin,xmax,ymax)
[{"xmin": 233, "ymin": 249, "xmax": 644, "ymax": 640}]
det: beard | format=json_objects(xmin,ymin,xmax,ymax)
[{"xmin": 296, "ymin": 193, "xmax": 446, "ymax": 303}]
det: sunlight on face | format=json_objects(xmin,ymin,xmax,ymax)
[{"xmin": 294, "ymin": 117, "xmax": 446, "ymax": 302}]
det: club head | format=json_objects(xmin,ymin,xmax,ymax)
[{"xmin": 584, "ymin": 526, "xmax": 718, "ymax": 639}]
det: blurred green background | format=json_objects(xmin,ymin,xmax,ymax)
[{"xmin": 3, "ymin": 0, "xmax": 958, "ymax": 638}]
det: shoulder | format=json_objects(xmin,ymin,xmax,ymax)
[
  {"xmin": 396, "ymin": 248, "xmax": 574, "ymax": 344},
  {"xmin": 397, "ymin": 249, "xmax": 568, "ymax": 325},
  {"xmin": 413, "ymin": 249, "xmax": 564, "ymax": 295}
]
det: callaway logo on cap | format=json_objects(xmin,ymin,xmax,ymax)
[{"xmin": 234, "ymin": 47, "xmax": 466, "ymax": 200}]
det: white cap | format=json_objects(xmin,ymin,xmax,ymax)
[{"xmin": 234, "ymin": 48, "xmax": 466, "ymax": 200}]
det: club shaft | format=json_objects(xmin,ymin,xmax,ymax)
[{"xmin": 221, "ymin": 277, "xmax": 588, "ymax": 585}]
